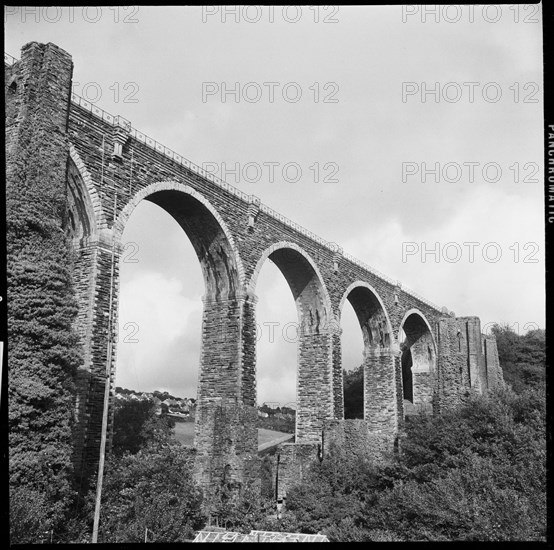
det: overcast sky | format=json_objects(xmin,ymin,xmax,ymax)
[{"xmin": 5, "ymin": 5, "xmax": 544, "ymax": 405}]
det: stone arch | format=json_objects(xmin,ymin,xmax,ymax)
[
  {"xmin": 68, "ymin": 145, "xmax": 107, "ymax": 235},
  {"xmin": 248, "ymin": 241, "xmax": 333, "ymax": 442},
  {"xmin": 112, "ymin": 180, "xmax": 255, "ymax": 493},
  {"xmin": 398, "ymin": 309, "xmax": 437, "ymax": 415},
  {"xmin": 248, "ymin": 241, "xmax": 331, "ymax": 334},
  {"xmin": 114, "ymin": 180, "xmax": 245, "ymax": 300},
  {"xmin": 339, "ymin": 281, "xmax": 393, "ymax": 352},
  {"xmin": 398, "ymin": 309, "xmax": 437, "ymax": 349},
  {"xmin": 338, "ymin": 281, "xmax": 397, "ymax": 429}
]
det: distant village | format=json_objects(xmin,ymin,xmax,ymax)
[
  {"xmin": 114, "ymin": 387, "xmax": 296, "ymax": 425},
  {"xmin": 114, "ymin": 387, "xmax": 196, "ymax": 419}
]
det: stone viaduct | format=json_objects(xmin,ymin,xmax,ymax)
[{"xmin": 6, "ymin": 43, "xmax": 503, "ymax": 501}]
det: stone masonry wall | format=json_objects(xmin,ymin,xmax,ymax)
[
  {"xmin": 67, "ymin": 93, "xmax": 446, "ymax": 491},
  {"xmin": 271, "ymin": 443, "xmax": 320, "ymax": 500},
  {"xmin": 364, "ymin": 351, "xmax": 398, "ymax": 434},
  {"xmin": 324, "ymin": 419, "xmax": 397, "ymax": 463},
  {"xmin": 483, "ymin": 335, "xmax": 504, "ymax": 390},
  {"xmin": 465, "ymin": 316, "xmax": 487, "ymax": 392},
  {"xmin": 436, "ymin": 317, "xmax": 469, "ymax": 412},
  {"xmin": 296, "ymin": 332, "xmax": 334, "ymax": 442},
  {"xmin": 6, "ymin": 41, "xmax": 503, "ymax": 501}
]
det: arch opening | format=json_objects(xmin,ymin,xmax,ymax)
[
  {"xmin": 144, "ymin": 189, "xmax": 240, "ymax": 302},
  {"xmin": 250, "ymin": 244, "xmax": 331, "ymax": 443},
  {"xmin": 116, "ymin": 198, "xmax": 205, "ymax": 449},
  {"xmin": 339, "ymin": 283, "xmax": 393, "ymax": 422},
  {"xmin": 266, "ymin": 247, "xmax": 329, "ymax": 334},
  {"xmin": 255, "ymin": 259, "xmax": 298, "ymax": 439},
  {"xmin": 115, "ymin": 185, "xmax": 243, "ymax": 452},
  {"xmin": 401, "ymin": 348, "xmax": 413, "ymax": 402},
  {"xmin": 341, "ymin": 301, "xmax": 364, "ymax": 419},
  {"xmin": 399, "ymin": 311, "xmax": 437, "ymax": 415},
  {"xmin": 345, "ymin": 285, "xmax": 392, "ymax": 351}
]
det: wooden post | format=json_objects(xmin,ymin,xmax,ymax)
[{"xmin": 92, "ymin": 230, "xmax": 116, "ymax": 543}]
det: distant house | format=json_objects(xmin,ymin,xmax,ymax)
[{"xmin": 114, "ymin": 388, "xmax": 199, "ymax": 411}]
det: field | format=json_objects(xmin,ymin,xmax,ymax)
[{"xmin": 173, "ymin": 422, "xmax": 293, "ymax": 450}]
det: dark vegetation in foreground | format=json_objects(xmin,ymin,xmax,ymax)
[
  {"xmin": 274, "ymin": 385, "xmax": 546, "ymax": 541},
  {"xmin": 9, "ymin": 324, "xmax": 546, "ymax": 542}
]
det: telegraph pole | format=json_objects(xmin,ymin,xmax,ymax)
[
  {"xmin": 92, "ymin": 163, "xmax": 117, "ymax": 543},
  {"xmin": 91, "ymin": 244, "xmax": 115, "ymax": 542}
]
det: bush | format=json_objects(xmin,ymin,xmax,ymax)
[
  {"xmin": 95, "ymin": 445, "xmax": 205, "ymax": 542},
  {"xmin": 491, "ymin": 324, "xmax": 545, "ymax": 393},
  {"xmin": 343, "ymin": 365, "xmax": 364, "ymax": 419},
  {"xmin": 112, "ymin": 398, "xmax": 175, "ymax": 456},
  {"xmin": 281, "ymin": 385, "xmax": 546, "ymax": 542}
]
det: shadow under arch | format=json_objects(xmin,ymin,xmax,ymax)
[
  {"xmin": 248, "ymin": 241, "xmax": 331, "ymax": 333},
  {"xmin": 398, "ymin": 308, "xmax": 437, "ymax": 416},
  {"xmin": 66, "ymin": 148, "xmax": 103, "ymax": 243},
  {"xmin": 339, "ymin": 281, "xmax": 394, "ymax": 352},
  {"xmin": 114, "ymin": 180, "xmax": 245, "ymax": 301},
  {"xmin": 248, "ymin": 241, "xmax": 333, "ymax": 442}
]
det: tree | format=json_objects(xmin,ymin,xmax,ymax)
[
  {"xmin": 84, "ymin": 397, "xmax": 204, "ymax": 543},
  {"xmin": 343, "ymin": 364, "xmax": 364, "ymax": 419},
  {"xmin": 280, "ymin": 386, "xmax": 546, "ymax": 541},
  {"xmin": 95, "ymin": 445, "xmax": 205, "ymax": 542},
  {"xmin": 491, "ymin": 324, "xmax": 545, "ymax": 393},
  {"xmin": 112, "ymin": 398, "xmax": 175, "ymax": 456}
]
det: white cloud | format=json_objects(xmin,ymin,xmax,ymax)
[
  {"xmin": 344, "ymin": 185, "xmax": 544, "ymax": 328},
  {"xmin": 5, "ymin": 7, "xmax": 543, "ymax": 399},
  {"xmin": 117, "ymin": 272, "xmax": 202, "ymax": 395}
]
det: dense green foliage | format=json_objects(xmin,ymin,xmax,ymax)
[
  {"xmin": 264, "ymin": 385, "xmax": 546, "ymax": 541},
  {"xmin": 207, "ymin": 480, "xmax": 275, "ymax": 533},
  {"xmin": 78, "ymin": 398, "xmax": 205, "ymax": 543},
  {"xmin": 8, "ymin": 63, "xmax": 83, "ymax": 543},
  {"xmin": 264, "ymin": 325, "xmax": 546, "ymax": 541},
  {"xmin": 94, "ymin": 444, "xmax": 205, "ymax": 543},
  {"xmin": 111, "ymin": 398, "xmax": 175, "ymax": 456},
  {"xmin": 343, "ymin": 364, "xmax": 364, "ymax": 419},
  {"xmin": 491, "ymin": 324, "xmax": 545, "ymax": 393}
]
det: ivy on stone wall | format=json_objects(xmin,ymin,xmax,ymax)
[{"xmin": 7, "ymin": 43, "xmax": 83, "ymax": 544}]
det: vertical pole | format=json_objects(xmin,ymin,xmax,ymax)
[
  {"xmin": 92, "ymin": 193, "xmax": 117, "ymax": 543},
  {"xmin": 275, "ymin": 454, "xmax": 280, "ymax": 501},
  {"xmin": 91, "ymin": 365, "xmax": 111, "ymax": 543}
]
